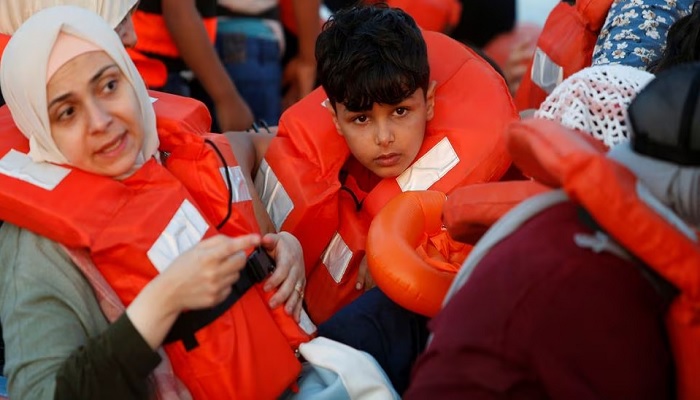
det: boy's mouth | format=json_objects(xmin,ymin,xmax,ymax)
[{"xmin": 374, "ymin": 153, "xmax": 401, "ymax": 167}]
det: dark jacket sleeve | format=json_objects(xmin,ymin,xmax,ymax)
[{"xmin": 55, "ymin": 314, "xmax": 162, "ymax": 400}]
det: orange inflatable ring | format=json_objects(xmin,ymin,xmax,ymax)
[{"xmin": 367, "ymin": 190, "xmax": 471, "ymax": 317}]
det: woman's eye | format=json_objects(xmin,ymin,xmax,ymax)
[
  {"xmin": 57, "ymin": 106, "xmax": 75, "ymax": 121},
  {"xmin": 103, "ymin": 79, "xmax": 118, "ymax": 93}
]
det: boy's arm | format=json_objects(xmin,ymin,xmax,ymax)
[
  {"xmin": 161, "ymin": 0, "xmax": 253, "ymax": 131},
  {"xmin": 283, "ymin": 0, "xmax": 321, "ymax": 106}
]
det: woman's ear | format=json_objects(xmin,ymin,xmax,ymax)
[{"xmin": 425, "ymin": 80, "xmax": 437, "ymax": 121}]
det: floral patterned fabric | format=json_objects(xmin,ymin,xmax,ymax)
[{"xmin": 592, "ymin": 0, "xmax": 694, "ymax": 71}]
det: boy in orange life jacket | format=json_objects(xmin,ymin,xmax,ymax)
[
  {"xmin": 275, "ymin": 3, "xmax": 513, "ymax": 393},
  {"xmin": 312, "ymin": 5, "xmax": 512, "ymax": 291}
]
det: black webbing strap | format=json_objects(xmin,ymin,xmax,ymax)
[{"xmin": 163, "ymin": 248, "xmax": 275, "ymax": 351}]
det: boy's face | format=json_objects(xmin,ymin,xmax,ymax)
[{"xmin": 327, "ymin": 81, "xmax": 437, "ymax": 179}]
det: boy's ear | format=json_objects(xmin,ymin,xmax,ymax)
[
  {"xmin": 324, "ymin": 99, "xmax": 343, "ymax": 135},
  {"xmin": 425, "ymin": 80, "xmax": 437, "ymax": 121}
]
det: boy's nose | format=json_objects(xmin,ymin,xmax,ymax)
[{"xmin": 375, "ymin": 122, "xmax": 395, "ymax": 146}]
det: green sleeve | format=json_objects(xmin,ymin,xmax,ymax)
[{"xmin": 0, "ymin": 224, "xmax": 161, "ymax": 400}]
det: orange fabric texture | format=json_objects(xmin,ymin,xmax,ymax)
[
  {"xmin": 131, "ymin": 10, "xmax": 217, "ymax": 58},
  {"xmin": 507, "ymin": 118, "xmax": 700, "ymax": 400},
  {"xmin": 514, "ymin": 0, "xmax": 614, "ymax": 111},
  {"xmin": 443, "ymin": 180, "xmax": 550, "ymax": 244},
  {"xmin": 382, "ymin": 0, "xmax": 462, "ymax": 33}
]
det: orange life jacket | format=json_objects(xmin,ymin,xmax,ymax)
[
  {"xmin": 367, "ymin": 0, "xmax": 462, "ymax": 33},
  {"xmin": 257, "ymin": 30, "xmax": 516, "ymax": 323},
  {"xmin": 507, "ymin": 118, "xmax": 700, "ymax": 400},
  {"xmin": 0, "ymin": 34, "xmax": 10, "ymax": 60},
  {"xmin": 0, "ymin": 92, "xmax": 314, "ymax": 399},
  {"xmin": 514, "ymin": 0, "xmax": 614, "ymax": 111},
  {"xmin": 130, "ymin": 0, "xmax": 218, "ymax": 88}
]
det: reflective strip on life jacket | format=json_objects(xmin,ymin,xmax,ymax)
[
  {"xmin": 0, "ymin": 149, "xmax": 71, "ymax": 190},
  {"xmin": 530, "ymin": 47, "xmax": 564, "ymax": 94},
  {"xmin": 396, "ymin": 137, "xmax": 459, "ymax": 192},
  {"xmin": 147, "ymin": 199, "xmax": 210, "ymax": 273},
  {"xmin": 321, "ymin": 232, "xmax": 353, "ymax": 284},
  {"xmin": 220, "ymin": 166, "xmax": 253, "ymax": 203},
  {"xmin": 255, "ymin": 159, "xmax": 294, "ymax": 231},
  {"xmin": 514, "ymin": 0, "xmax": 614, "ymax": 111}
]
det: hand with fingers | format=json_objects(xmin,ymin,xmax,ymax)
[
  {"xmin": 261, "ymin": 231, "xmax": 306, "ymax": 321},
  {"xmin": 356, "ymin": 255, "xmax": 376, "ymax": 292},
  {"xmin": 160, "ymin": 234, "xmax": 262, "ymax": 311},
  {"xmin": 127, "ymin": 233, "xmax": 262, "ymax": 350}
]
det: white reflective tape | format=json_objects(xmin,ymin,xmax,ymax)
[
  {"xmin": 147, "ymin": 200, "xmax": 209, "ymax": 273},
  {"xmin": 298, "ymin": 309, "xmax": 317, "ymax": 335},
  {"xmin": 397, "ymin": 137, "xmax": 459, "ymax": 192},
  {"xmin": 254, "ymin": 159, "xmax": 294, "ymax": 231},
  {"xmin": 219, "ymin": 165, "xmax": 252, "ymax": 203},
  {"xmin": 531, "ymin": 47, "xmax": 564, "ymax": 94},
  {"xmin": 0, "ymin": 149, "xmax": 71, "ymax": 190},
  {"xmin": 321, "ymin": 232, "xmax": 353, "ymax": 283}
]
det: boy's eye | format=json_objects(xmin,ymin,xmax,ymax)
[
  {"xmin": 353, "ymin": 115, "xmax": 369, "ymax": 124},
  {"xmin": 395, "ymin": 107, "xmax": 408, "ymax": 116}
]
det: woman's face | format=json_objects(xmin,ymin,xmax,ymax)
[{"xmin": 46, "ymin": 50, "xmax": 145, "ymax": 178}]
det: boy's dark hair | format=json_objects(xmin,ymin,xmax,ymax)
[
  {"xmin": 315, "ymin": 3, "xmax": 430, "ymax": 111},
  {"xmin": 651, "ymin": 1, "xmax": 700, "ymax": 74}
]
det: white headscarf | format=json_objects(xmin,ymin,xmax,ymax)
[
  {"xmin": 0, "ymin": 0, "xmax": 137, "ymax": 34},
  {"xmin": 0, "ymin": 5, "xmax": 158, "ymax": 167}
]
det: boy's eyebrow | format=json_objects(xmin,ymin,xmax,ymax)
[{"xmin": 48, "ymin": 64, "xmax": 118, "ymax": 108}]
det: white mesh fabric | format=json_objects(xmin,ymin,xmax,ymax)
[{"xmin": 535, "ymin": 65, "xmax": 655, "ymax": 148}]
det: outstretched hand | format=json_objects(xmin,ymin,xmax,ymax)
[{"xmin": 261, "ymin": 231, "xmax": 306, "ymax": 321}]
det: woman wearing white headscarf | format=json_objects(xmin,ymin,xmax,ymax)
[{"xmin": 0, "ymin": 6, "xmax": 268, "ymax": 399}]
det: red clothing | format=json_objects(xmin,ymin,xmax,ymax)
[{"xmin": 405, "ymin": 201, "xmax": 674, "ymax": 399}]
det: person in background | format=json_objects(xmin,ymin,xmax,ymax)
[
  {"xmin": 592, "ymin": 0, "xmax": 694, "ymax": 70},
  {"xmin": 0, "ymin": 0, "xmax": 140, "ymax": 106},
  {"xmin": 651, "ymin": 0, "xmax": 700, "ymax": 73},
  {"xmin": 130, "ymin": 0, "xmax": 254, "ymax": 132},
  {"xmin": 407, "ymin": 63, "xmax": 700, "ymax": 399}
]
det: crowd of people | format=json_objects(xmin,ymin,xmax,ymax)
[{"xmin": 0, "ymin": 0, "xmax": 698, "ymax": 399}]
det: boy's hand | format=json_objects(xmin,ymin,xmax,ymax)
[
  {"xmin": 261, "ymin": 232, "xmax": 306, "ymax": 321},
  {"xmin": 356, "ymin": 255, "xmax": 376, "ymax": 292}
]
